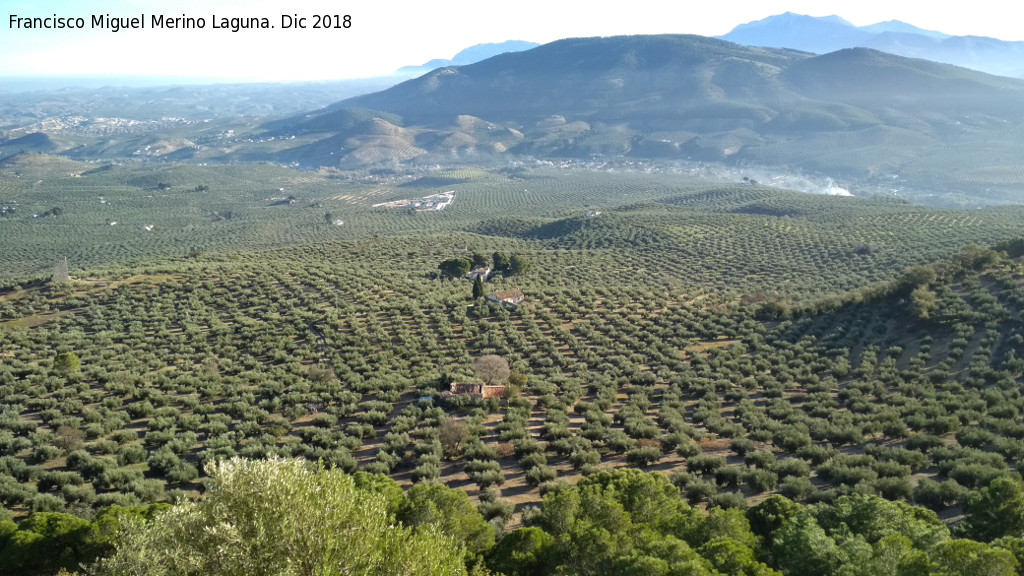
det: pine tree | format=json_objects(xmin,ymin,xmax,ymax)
[{"xmin": 508, "ymin": 254, "xmax": 530, "ymax": 276}]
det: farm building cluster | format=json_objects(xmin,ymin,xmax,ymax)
[{"xmin": 373, "ymin": 191, "xmax": 455, "ymax": 211}]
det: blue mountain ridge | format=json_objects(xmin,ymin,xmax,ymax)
[{"xmin": 718, "ymin": 12, "xmax": 1024, "ymax": 78}]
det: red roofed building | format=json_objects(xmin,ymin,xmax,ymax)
[{"xmin": 488, "ymin": 289, "xmax": 524, "ymax": 307}]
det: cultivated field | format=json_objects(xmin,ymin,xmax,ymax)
[{"xmin": 2, "ymin": 158, "xmax": 1023, "ymax": 528}]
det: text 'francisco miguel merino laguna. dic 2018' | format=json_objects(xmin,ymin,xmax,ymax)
[{"xmin": 7, "ymin": 14, "xmax": 349, "ymax": 33}]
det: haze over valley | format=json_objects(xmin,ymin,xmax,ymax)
[{"xmin": 4, "ymin": 22, "xmax": 1024, "ymax": 207}]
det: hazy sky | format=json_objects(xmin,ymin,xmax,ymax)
[{"xmin": 2, "ymin": 0, "xmax": 1020, "ymax": 84}]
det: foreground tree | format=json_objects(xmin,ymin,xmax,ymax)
[
  {"xmin": 487, "ymin": 527, "xmax": 556, "ymax": 576},
  {"xmin": 928, "ymin": 539, "xmax": 1018, "ymax": 576},
  {"xmin": 93, "ymin": 457, "xmax": 465, "ymax": 576},
  {"xmin": 960, "ymin": 476, "xmax": 1024, "ymax": 542},
  {"xmin": 0, "ymin": 512, "xmax": 93, "ymax": 576},
  {"xmin": 533, "ymin": 469, "xmax": 709, "ymax": 575},
  {"xmin": 398, "ymin": 482, "xmax": 495, "ymax": 565},
  {"xmin": 0, "ymin": 505, "xmax": 167, "ymax": 576}
]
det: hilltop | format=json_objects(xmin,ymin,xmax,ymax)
[
  {"xmin": 395, "ymin": 40, "xmax": 541, "ymax": 76},
  {"xmin": 720, "ymin": 12, "xmax": 1024, "ymax": 79}
]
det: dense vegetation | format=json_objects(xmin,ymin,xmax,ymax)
[
  {"xmin": 13, "ymin": 460, "xmax": 1024, "ymax": 575},
  {"xmin": 1, "ymin": 155, "xmax": 1024, "ymax": 574}
]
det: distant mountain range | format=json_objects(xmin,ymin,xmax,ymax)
[
  {"xmin": 339, "ymin": 35, "xmax": 1023, "ymax": 125},
  {"xmin": 396, "ymin": 41, "xmax": 540, "ymax": 76},
  {"xmin": 719, "ymin": 12, "xmax": 1024, "ymax": 79},
  {"xmin": 256, "ymin": 34, "xmax": 1024, "ymax": 204},
  {"xmin": 7, "ymin": 31, "xmax": 1024, "ymax": 205}
]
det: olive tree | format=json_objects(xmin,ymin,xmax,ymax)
[
  {"xmin": 93, "ymin": 457, "xmax": 466, "ymax": 576},
  {"xmin": 53, "ymin": 353, "xmax": 80, "ymax": 374},
  {"xmin": 438, "ymin": 418, "xmax": 469, "ymax": 459}
]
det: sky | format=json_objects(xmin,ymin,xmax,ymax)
[{"xmin": 2, "ymin": 0, "xmax": 1022, "ymax": 86}]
